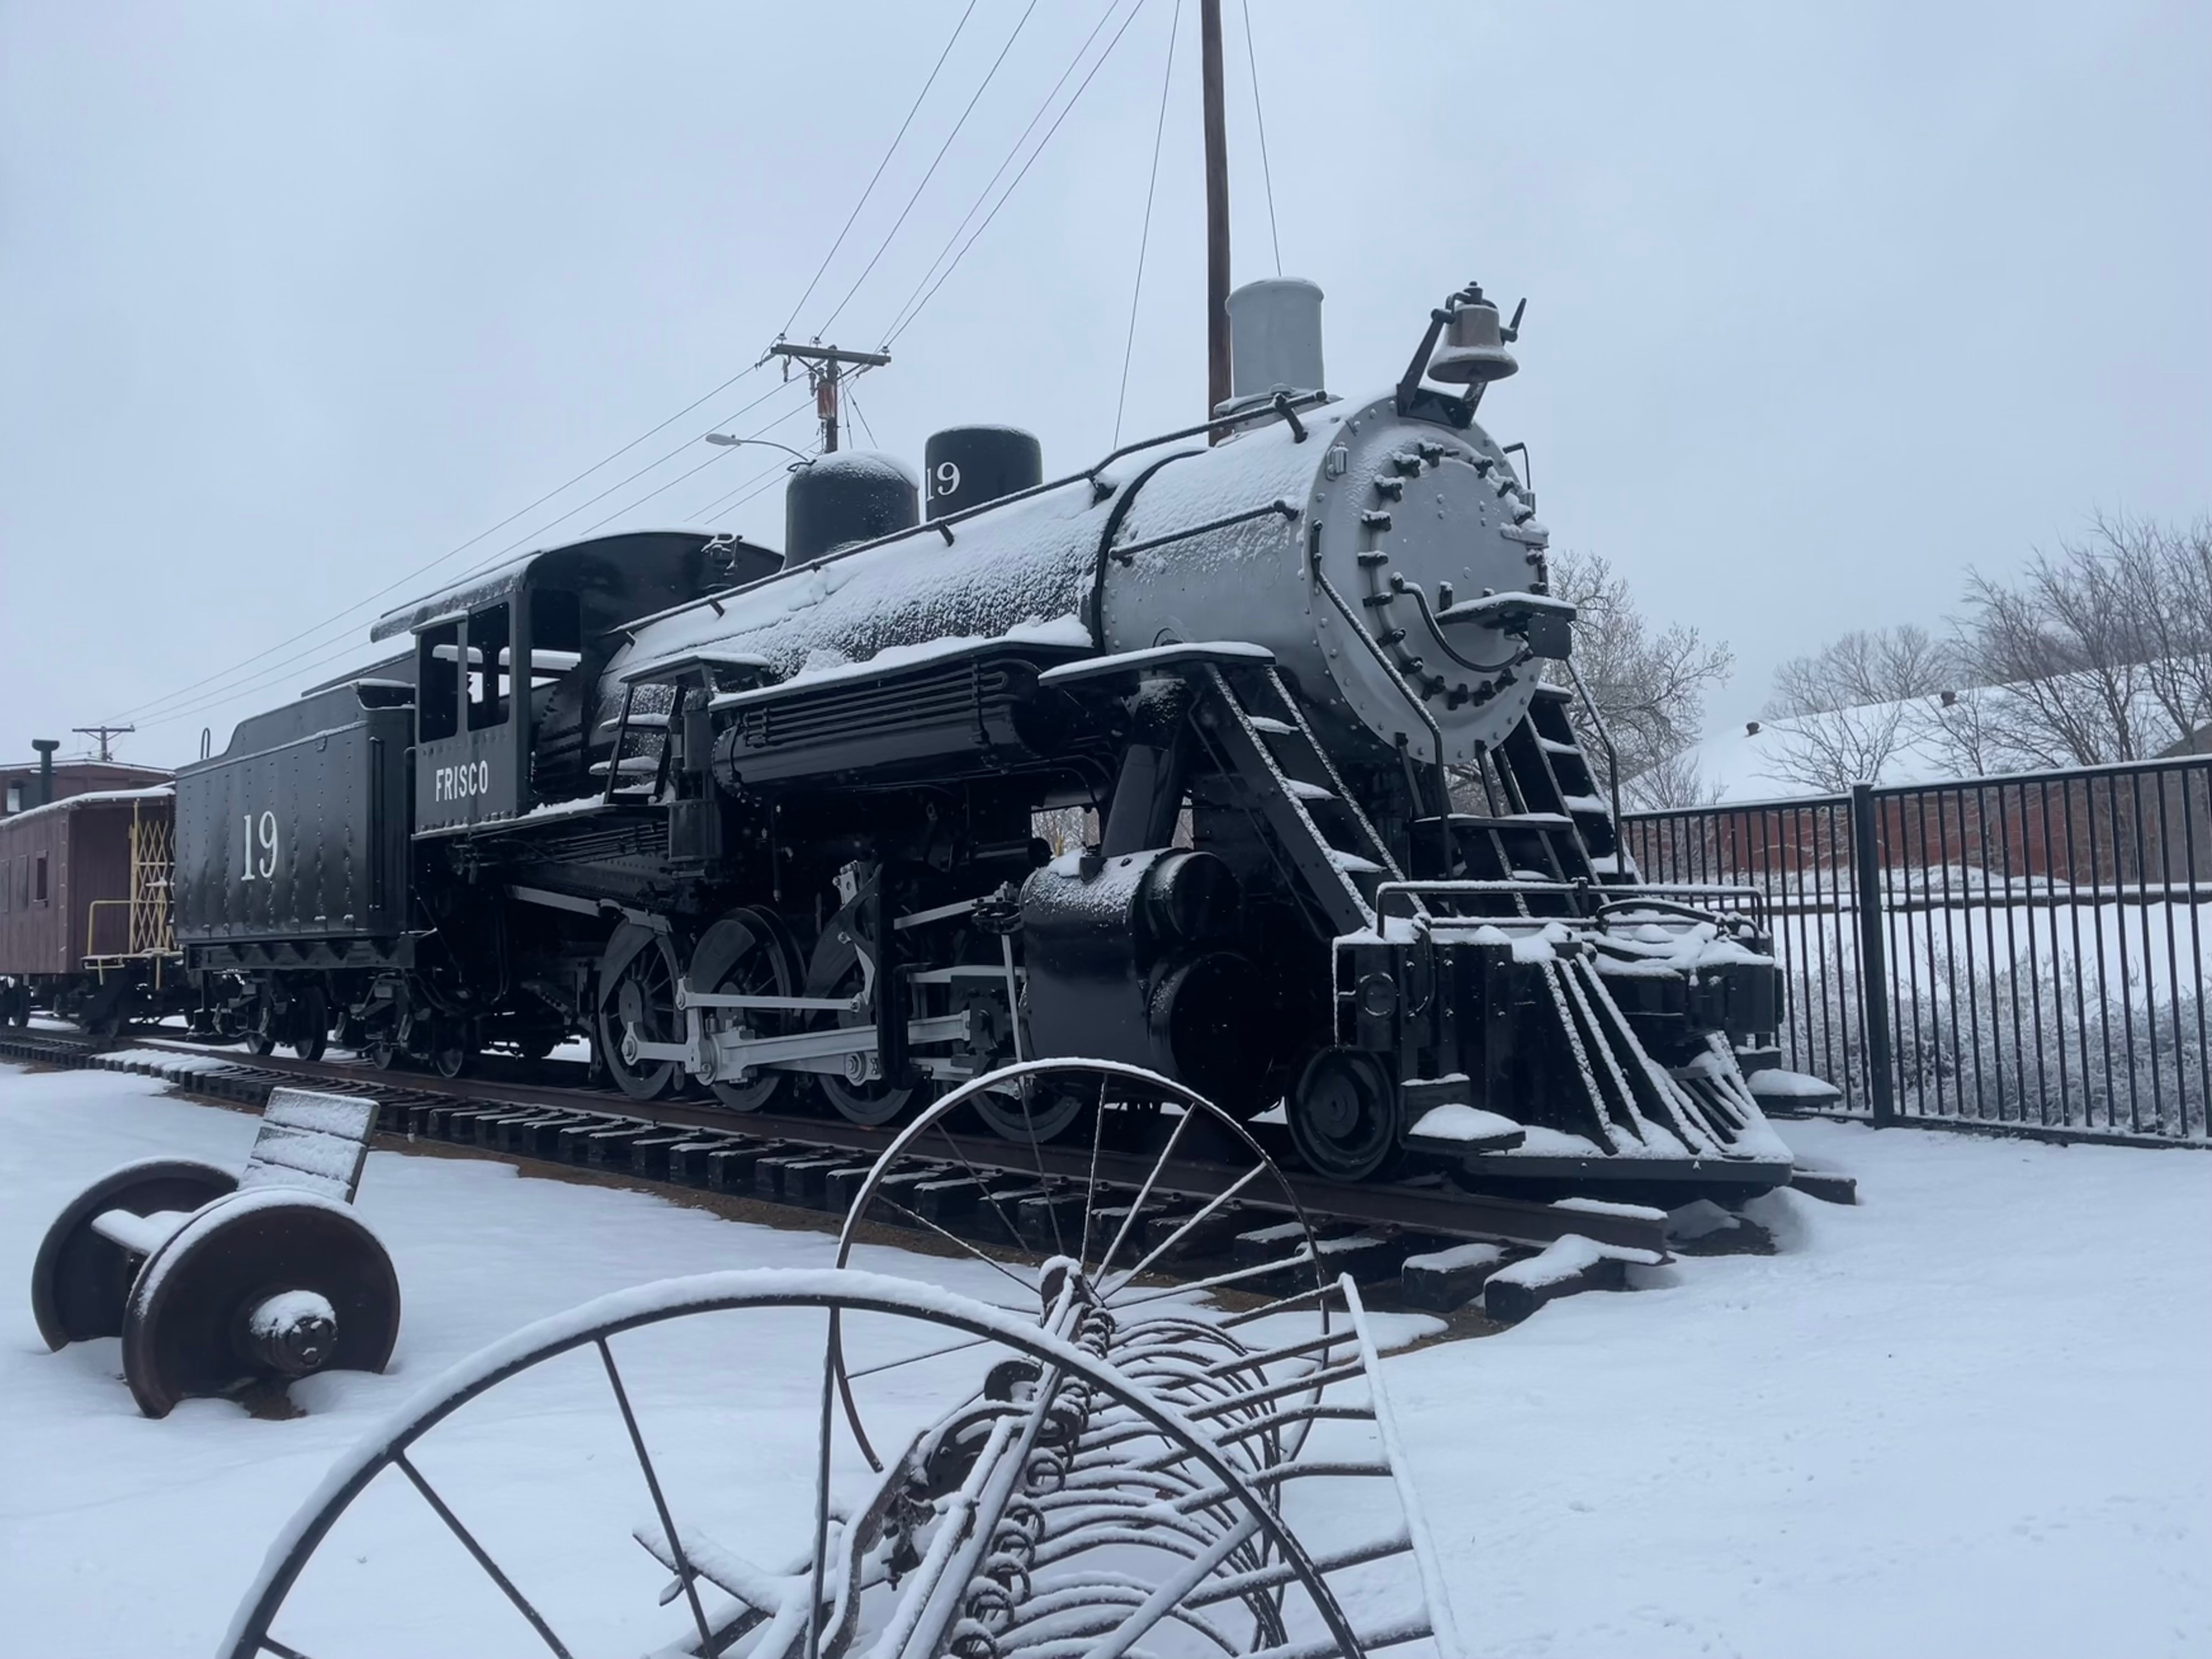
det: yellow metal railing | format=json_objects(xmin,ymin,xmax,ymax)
[{"xmin": 81, "ymin": 799, "xmax": 178, "ymax": 979}]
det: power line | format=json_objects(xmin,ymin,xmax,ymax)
[
  {"xmin": 845, "ymin": 386, "xmax": 879, "ymax": 449},
  {"xmin": 119, "ymin": 381, "xmax": 796, "ymax": 731},
  {"xmin": 814, "ymin": 0, "xmax": 1042, "ymax": 338},
  {"xmin": 116, "ymin": 13, "xmax": 988, "ymax": 735},
  {"xmin": 873, "ymin": 0, "xmax": 1132, "ymax": 349},
  {"xmin": 1240, "ymin": 0, "xmax": 1282, "ymax": 277},
  {"xmin": 1114, "ymin": 0, "xmax": 1184, "ymax": 447},
  {"xmin": 779, "ymin": 2, "xmax": 981, "ymax": 335},
  {"xmin": 691, "ymin": 450, "xmax": 807, "ymax": 523},
  {"xmin": 884, "ymin": 0, "xmax": 1155, "ymax": 350},
  {"xmin": 129, "ymin": 391, "xmax": 813, "ymax": 735},
  {"xmin": 573, "ymin": 400, "xmax": 814, "ymax": 538},
  {"xmin": 104, "ymin": 361, "xmax": 769, "ymax": 725}
]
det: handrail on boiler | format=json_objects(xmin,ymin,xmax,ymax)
[{"xmin": 607, "ymin": 392, "xmax": 1332, "ymax": 646}]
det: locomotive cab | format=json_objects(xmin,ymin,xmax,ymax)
[{"xmin": 371, "ymin": 529, "xmax": 778, "ymax": 836}]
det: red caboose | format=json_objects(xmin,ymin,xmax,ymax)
[{"xmin": 0, "ymin": 748, "xmax": 190, "ymax": 1034}]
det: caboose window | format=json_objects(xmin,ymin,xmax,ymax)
[
  {"xmin": 467, "ymin": 605, "xmax": 511, "ymax": 731},
  {"xmin": 33, "ymin": 853, "xmax": 47, "ymax": 906},
  {"xmin": 4, "ymin": 782, "xmax": 20, "ymax": 814},
  {"xmin": 417, "ymin": 623, "xmax": 461, "ymax": 742}
]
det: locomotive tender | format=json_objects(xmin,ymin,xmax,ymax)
[{"xmin": 174, "ymin": 279, "xmax": 1796, "ymax": 1194}]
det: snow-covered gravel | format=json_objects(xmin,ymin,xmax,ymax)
[{"xmin": 2, "ymin": 1064, "xmax": 2207, "ymax": 1657}]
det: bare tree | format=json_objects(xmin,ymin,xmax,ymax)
[
  {"xmin": 1951, "ymin": 514, "xmax": 2212, "ymax": 768},
  {"xmin": 1621, "ymin": 745, "xmax": 1722, "ymax": 810},
  {"xmin": 2097, "ymin": 510, "xmax": 2212, "ymax": 749},
  {"xmin": 1756, "ymin": 625, "xmax": 1957, "ymax": 792},
  {"xmin": 1915, "ymin": 685, "xmax": 2007, "ymax": 778},
  {"xmin": 1769, "ymin": 625, "xmax": 1955, "ymax": 715},
  {"xmin": 1548, "ymin": 548, "xmax": 1735, "ymax": 786}
]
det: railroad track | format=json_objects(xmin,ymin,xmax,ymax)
[{"xmin": 3, "ymin": 1026, "xmax": 1837, "ymax": 1318}]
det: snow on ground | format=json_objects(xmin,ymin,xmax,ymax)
[{"xmin": 2, "ymin": 1065, "xmax": 2208, "ymax": 1657}]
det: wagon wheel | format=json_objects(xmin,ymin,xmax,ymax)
[
  {"xmin": 596, "ymin": 923, "xmax": 685, "ymax": 1101},
  {"xmin": 120, "ymin": 1188, "xmax": 400, "ymax": 1418},
  {"xmin": 289, "ymin": 985, "xmax": 329, "ymax": 1062},
  {"xmin": 829, "ymin": 1057, "xmax": 1333, "ymax": 1471},
  {"xmin": 221, "ymin": 1268, "xmax": 1366, "ymax": 1659},
  {"xmin": 688, "ymin": 907, "xmax": 802, "ymax": 1113},
  {"xmin": 30, "ymin": 1158, "xmax": 237, "ymax": 1350}
]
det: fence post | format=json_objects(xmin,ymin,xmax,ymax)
[{"xmin": 1849, "ymin": 781, "xmax": 1898, "ymax": 1127}]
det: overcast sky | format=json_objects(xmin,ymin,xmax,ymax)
[{"xmin": 3, "ymin": 0, "xmax": 2205, "ymax": 769}]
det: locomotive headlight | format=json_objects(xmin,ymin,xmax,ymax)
[{"xmin": 1357, "ymin": 972, "xmax": 1398, "ymax": 1018}]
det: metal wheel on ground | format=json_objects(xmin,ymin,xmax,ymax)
[
  {"xmin": 119, "ymin": 1188, "xmax": 400, "ymax": 1418},
  {"xmin": 30, "ymin": 1158, "xmax": 238, "ymax": 1350}
]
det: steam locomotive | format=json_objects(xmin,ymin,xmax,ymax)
[{"xmin": 172, "ymin": 279, "xmax": 1797, "ymax": 1195}]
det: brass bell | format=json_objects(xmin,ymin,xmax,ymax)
[{"xmin": 1427, "ymin": 286, "xmax": 1519, "ymax": 385}]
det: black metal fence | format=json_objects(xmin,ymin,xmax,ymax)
[{"xmin": 1623, "ymin": 754, "xmax": 2212, "ymax": 1143}]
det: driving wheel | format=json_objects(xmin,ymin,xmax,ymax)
[
  {"xmin": 596, "ymin": 923, "xmax": 684, "ymax": 1101},
  {"xmin": 687, "ymin": 908, "xmax": 800, "ymax": 1112}
]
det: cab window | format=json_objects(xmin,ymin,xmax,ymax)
[
  {"xmin": 417, "ymin": 622, "xmax": 460, "ymax": 742},
  {"xmin": 467, "ymin": 605, "xmax": 511, "ymax": 731}
]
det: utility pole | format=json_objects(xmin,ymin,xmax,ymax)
[
  {"xmin": 73, "ymin": 724, "xmax": 133, "ymax": 763},
  {"xmin": 1199, "ymin": 0, "xmax": 1232, "ymax": 436},
  {"xmin": 768, "ymin": 342, "xmax": 891, "ymax": 455}
]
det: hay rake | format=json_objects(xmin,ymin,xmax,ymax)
[{"xmin": 224, "ymin": 1062, "xmax": 1462, "ymax": 1659}]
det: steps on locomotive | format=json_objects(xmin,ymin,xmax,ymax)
[
  {"xmin": 1500, "ymin": 685, "xmax": 1627, "ymax": 881},
  {"xmin": 1192, "ymin": 656, "xmax": 1404, "ymax": 934}
]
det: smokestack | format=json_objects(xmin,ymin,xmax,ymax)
[{"xmin": 32, "ymin": 739, "xmax": 58, "ymax": 806}]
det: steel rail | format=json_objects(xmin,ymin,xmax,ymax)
[{"xmin": 5, "ymin": 1031, "xmax": 1675, "ymax": 1252}]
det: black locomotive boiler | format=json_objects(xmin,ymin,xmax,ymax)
[{"xmin": 172, "ymin": 279, "xmax": 1799, "ymax": 1196}]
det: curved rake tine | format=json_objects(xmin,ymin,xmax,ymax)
[
  {"xmin": 393, "ymin": 1452, "xmax": 575, "ymax": 1659},
  {"xmin": 597, "ymin": 1339, "xmax": 714, "ymax": 1656}
]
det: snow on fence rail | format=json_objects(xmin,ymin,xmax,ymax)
[{"xmin": 1624, "ymin": 753, "xmax": 2212, "ymax": 1142}]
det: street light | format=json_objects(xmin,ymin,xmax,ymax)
[{"xmin": 703, "ymin": 434, "xmax": 811, "ymax": 465}]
